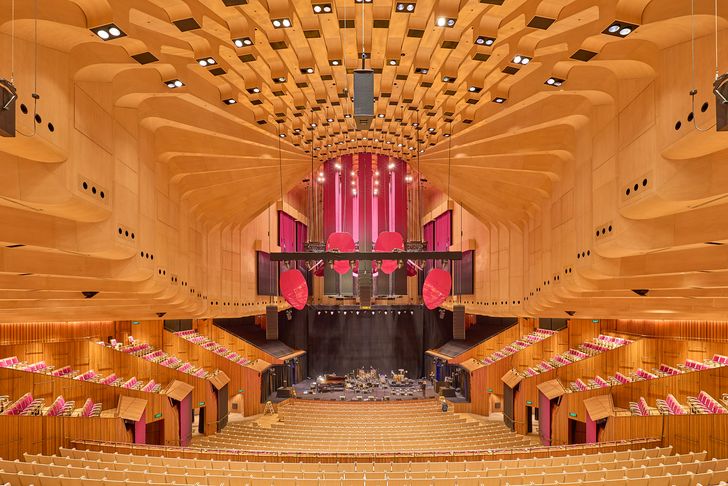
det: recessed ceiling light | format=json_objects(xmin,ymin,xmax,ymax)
[
  {"xmin": 388, "ymin": 59, "xmax": 399, "ymax": 66},
  {"xmin": 603, "ymin": 21, "xmax": 638, "ymax": 37},
  {"xmin": 327, "ymin": 118, "xmax": 334, "ymax": 122},
  {"xmin": 91, "ymin": 24, "xmax": 126, "ymax": 40},
  {"xmin": 246, "ymin": 87, "xmax": 261, "ymax": 94},
  {"xmin": 442, "ymin": 76, "xmax": 456, "ymax": 83},
  {"xmin": 311, "ymin": 123, "xmax": 318, "ymax": 128},
  {"xmin": 273, "ymin": 76, "xmax": 287, "ymax": 83},
  {"xmin": 344, "ymin": 113, "xmax": 351, "ymax": 118},
  {"xmin": 165, "ymin": 79, "xmax": 184, "ymax": 89},
  {"xmin": 436, "ymin": 17, "xmax": 456, "ymax": 27},
  {"xmin": 414, "ymin": 67, "xmax": 429, "ymax": 74},
  {"xmin": 329, "ymin": 59, "xmax": 342, "ymax": 66},
  {"xmin": 377, "ymin": 113, "xmax": 385, "ymax": 118},
  {"xmin": 233, "ymin": 37, "xmax": 253, "ymax": 47},
  {"xmin": 475, "ymin": 36, "xmax": 495, "ymax": 46},
  {"xmin": 468, "ymin": 86, "xmax": 482, "ymax": 93},
  {"xmin": 272, "ymin": 18, "xmax": 292, "ymax": 28},
  {"xmin": 512, "ymin": 55, "xmax": 531, "ymax": 65},
  {"xmin": 493, "ymin": 97, "xmax": 506, "ymax": 103},
  {"xmin": 312, "ymin": 3, "xmax": 332, "ymax": 13},
  {"xmin": 395, "ymin": 2, "xmax": 416, "ymax": 12},
  {"xmin": 301, "ymin": 67, "xmax": 315, "ymax": 74},
  {"xmin": 545, "ymin": 77, "xmax": 565, "ymax": 87},
  {"xmin": 279, "ymin": 133, "xmax": 286, "ymax": 138},
  {"xmin": 197, "ymin": 57, "xmax": 217, "ymax": 67},
  {"xmin": 223, "ymin": 98, "xmax": 237, "ymax": 105}
]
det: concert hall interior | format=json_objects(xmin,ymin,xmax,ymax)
[{"xmin": 2, "ymin": 0, "xmax": 728, "ymax": 484}]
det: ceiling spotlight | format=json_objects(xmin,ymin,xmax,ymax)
[
  {"xmin": 327, "ymin": 117, "xmax": 334, "ymax": 123},
  {"xmin": 246, "ymin": 87, "xmax": 261, "ymax": 94},
  {"xmin": 388, "ymin": 59, "xmax": 399, "ymax": 66},
  {"xmin": 414, "ymin": 67, "xmax": 429, "ymax": 74},
  {"xmin": 233, "ymin": 37, "xmax": 253, "ymax": 48},
  {"xmin": 223, "ymin": 98, "xmax": 237, "ymax": 105},
  {"xmin": 396, "ymin": 2, "xmax": 416, "ymax": 12},
  {"xmin": 512, "ymin": 55, "xmax": 532, "ymax": 65},
  {"xmin": 279, "ymin": 133, "xmax": 286, "ymax": 138},
  {"xmin": 475, "ymin": 36, "xmax": 495, "ymax": 46},
  {"xmin": 388, "ymin": 162, "xmax": 396, "ymax": 169},
  {"xmin": 165, "ymin": 79, "xmax": 184, "ymax": 89},
  {"xmin": 197, "ymin": 57, "xmax": 217, "ymax": 67},
  {"xmin": 442, "ymin": 75, "xmax": 456, "ymax": 83},
  {"xmin": 273, "ymin": 76, "xmax": 287, "ymax": 83},
  {"xmin": 91, "ymin": 24, "xmax": 126, "ymax": 40},
  {"xmin": 344, "ymin": 113, "xmax": 351, "ymax": 118},
  {"xmin": 329, "ymin": 59, "xmax": 342, "ymax": 66},
  {"xmin": 301, "ymin": 67, "xmax": 315, "ymax": 74},
  {"xmin": 272, "ymin": 18, "xmax": 292, "ymax": 28},
  {"xmin": 377, "ymin": 113, "xmax": 385, "ymax": 119},
  {"xmin": 545, "ymin": 77, "xmax": 565, "ymax": 87},
  {"xmin": 468, "ymin": 86, "xmax": 482, "ymax": 93},
  {"xmin": 436, "ymin": 17, "xmax": 455, "ymax": 27},
  {"xmin": 603, "ymin": 21, "xmax": 638, "ymax": 37},
  {"xmin": 313, "ymin": 3, "xmax": 333, "ymax": 13},
  {"xmin": 334, "ymin": 162, "xmax": 342, "ymax": 170},
  {"xmin": 311, "ymin": 123, "xmax": 318, "ymax": 128},
  {"xmin": 492, "ymin": 97, "xmax": 506, "ymax": 103},
  {"xmin": 428, "ymin": 127, "xmax": 435, "ymax": 132},
  {"xmin": 443, "ymin": 133, "xmax": 450, "ymax": 137}
]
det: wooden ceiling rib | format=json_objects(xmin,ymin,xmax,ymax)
[{"xmin": 0, "ymin": 0, "xmax": 725, "ymax": 321}]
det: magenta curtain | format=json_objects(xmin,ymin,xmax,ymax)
[
  {"xmin": 134, "ymin": 409, "xmax": 146, "ymax": 444},
  {"xmin": 586, "ymin": 414, "xmax": 597, "ymax": 443},
  {"xmin": 539, "ymin": 391, "xmax": 551, "ymax": 446},
  {"xmin": 278, "ymin": 211, "xmax": 297, "ymax": 252},
  {"xmin": 296, "ymin": 222, "xmax": 307, "ymax": 251},
  {"xmin": 179, "ymin": 395, "xmax": 192, "ymax": 446},
  {"xmin": 434, "ymin": 210, "xmax": 452, "ymax": 251}
]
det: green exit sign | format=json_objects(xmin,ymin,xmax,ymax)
[
  {"xmin": 526, "ymin": 400, "xmax": 533, "ymax": 405},
  {"xmin": 154, "ymin": 412, "xmax": 162, "ymax": 419},
  {"xmin": 198, "ymin": 401, "xmax": 205, "ymax": 407},
  {"xmin": 569, "ymin": 412, "xmax": 577, "ymax": 417},
  {"xmin": 132, "ymin": 321, "xmax": 140, "ymax": 325},
  {"xmin": 487, "ymin": 388, "xmax": 493, "ymax": 393},
  {"xmin": 592, "ymin": 319, "xmax": 600, "ymax": 323},
  {"xmin": 238, "ymin": 389, "xmax": 244, "ymax": 393}
]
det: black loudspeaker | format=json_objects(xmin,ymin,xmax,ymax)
[
  {"xmin": 714, "ymin": 74, "xmax": 728, "ymax": 131},
  {"xmin": 453, "ymin": 304, "xmax": 465, "ymax": 340},
  {"xmin": 276, "ymin": 387, "xmax": 293, "ymax": 398},
  {"xmin": 0, "ymin": 80, "xmax": 16, "ymax": 137},
  {"xmin": 353, "ymin": 68, "xmax": 374, "ymax": 130},
  {"xmin": 358, "ymin": 260, "xmax": 373, "ymax": 307},
  {"xmin": 266, "ymin": 305, "xmax": 278, "ymax": 340}
]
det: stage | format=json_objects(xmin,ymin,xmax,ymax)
[{"xmin": 271, "ymin": 378, "xmax": 442, "ymax": 402}]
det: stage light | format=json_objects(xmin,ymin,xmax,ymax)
[
  {"xmin": 343, "ymin": 311, "xmax": 347, "ymax": 315},
  {"xmin": 334, "ymin": 162, "xmax": 342, "ymax": 170},
  {"xmin": 91, "ymin": 24, "xmax": 126, "ymax": 40},
  {"xmin": 223, "ymin": 98, "xmax": 237, "ymax": 105},
  {"xmin": 165, "ymin": 79, "xmax": 184, "ymax": 89},
  {"xmin": 475, "ymin": 36, "xmax": 495, "ymax": 46},
  {"xmin": 397, "ymin": 311, "xmax": 401, "ymax": 315},
  {"xmin": 272, "ymin": 18, "xmax": 292, "ymax": 28},
  {"xmin": 512, "ymin": 55, "xmax": 531, "ymax": 65},
  {"xmin": 197, "ymin": 57, "xmax": 217, "ymax": 67},
  {"xmin": 388, "ymin": 162, "xmax": 396, "ymax": 169},
  {"xmin": 317, "ymin": 311, "xmax": 321, "ymax": 315},
  {"xmin": 233, "ymin": 37, "xmax": 253, "ymax": 48}
]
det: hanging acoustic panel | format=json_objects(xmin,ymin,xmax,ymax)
[
  {"xmin": 422, "ymin": 268, "xmax": 452, "ymax": 310},
  {"xmin": 280, "ymin": 268, "xmax": 309, "ymax": 310},
  {"xmin": 374, "ymin": 231, "xmax": 404, "ymax": 274},
  {"xmin": 326, "ymin": 232, "xmax": 355, "ymax": 274}
]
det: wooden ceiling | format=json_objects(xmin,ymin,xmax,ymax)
[{"xmin": 0, "ymin": 0, "xmax": 727, "ymax": 321}]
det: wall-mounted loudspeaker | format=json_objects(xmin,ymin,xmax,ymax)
[
  {"xmin": 0, "ymin": 80, "xmax": 17, "ymax": 137},
  {"xmin": 358, "ymin": 260, "xmax": 373, "ymax": 307},
  {"xmin": 266, "ymin": 304, "xmax": 278, "ymax": 340},
  {"xmin": 453, "ymin": 304, "xmax": 465, "ymax": 340},
  {"xmin": 714, "ymin": 74, "xmax": 728, "ymax": 131}
]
